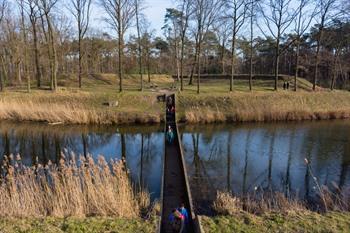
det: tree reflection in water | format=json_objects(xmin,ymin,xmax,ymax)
[
  {"xmin": 0, "ymin": 122, "xmax": 164, "ymax": 201},
  {"xmin": 181, "ymin": 121, "xmax": 350, "ymax": 214}
]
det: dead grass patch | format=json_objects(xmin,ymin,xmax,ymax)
[{"xmin": 0, "ymin": 154, "xmax": 148, "ymax": 218}]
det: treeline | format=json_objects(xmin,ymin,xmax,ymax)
[{"xmin": 0, "ymin": 0, "xmax": 349, "ymax": 93}]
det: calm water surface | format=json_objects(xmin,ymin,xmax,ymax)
[
  {"xmin": 0, "ymin": 122, "xmax": 164, "ymax": 200},
  {"xmin": 180, "ymin": 120, "xmax": 350, "ymax": 213},
  {"xmin": 0, "ymin": 120, "xmax": 349, "ymax": 207}
]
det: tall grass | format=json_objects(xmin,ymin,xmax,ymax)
[
  {"xmin": 0, "ymin": 153, "xmax": 148, "ymax": 218},
  {"xmin": 213, "ymin": 188, "xmax": 350, "ymax": 216},
  {"xmin": 0, "ymin": 98, "xmax": 162, "ymax": 125},
  {"xmin": 179, "ymin": 91, "xmax": 350, "ymax": 123}
]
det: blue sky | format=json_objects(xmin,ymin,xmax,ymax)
[
  {"xmin": 144, "ymin": 0, "xmax": 173, "ymax": 32},
  {"xmin": 89, "ymin": 0, "xmax": 174, "ymax": 37}
]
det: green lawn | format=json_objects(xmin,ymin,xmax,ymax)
[
  {"xmin": 0, "ymin": 217, "xmax": 157, "ymax": 233},
  {"xmin": 201, "ymin": 211, "xmax": 350, "ymax": 233}
]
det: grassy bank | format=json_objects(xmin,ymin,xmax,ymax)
[
  {"xmin": 177, "ymin": 78, "xmax": 350, "ymax": 123},
  {"xmin": 201, "ymin": 211, "xmax": 350, "ymax": 233},
  {"xmin": 0, "ymin": 74, "xmax": 170, "ymax": 124},
  {"xmin": 1, "ymin": 74, "xmax": 350, "ymax": 124},
  {"xmin": 0, "ymin": 217, "xmax": 156, "ymax": 233},
  {"xmin": 199, "ymin": 189, "xmax": 350, "ymax": 232}
]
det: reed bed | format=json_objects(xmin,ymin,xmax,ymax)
[
  {"xmin": 0, "ymin": 153, "xmax": 148, "ymax": 218},
  {"xmin": 213, "ymin": 187, "xmax": 350, "ymax": 216},
  {"xmin": 0, "ymin": 98, "xmax": 161, "ymax": 125},
  {"xmin": 179, "ymin": 91, "xmax": 350, "ymax": 123}
]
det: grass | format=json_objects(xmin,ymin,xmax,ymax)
[
  {"xmin": 0, "ymin": 217, "xmax": 157, "ymax": 233},
  {"xmin": 0, "ymin": 74, "xmax": 170, "ymax": 124},
  {"xmin": 1, "ymin": 74, "xmax": 350, "ymax": 124},
  {"xmin": 206, "ymin": 188, "xmax": 350, "ymax": 233},
  {"xmin": 200, "ymin": 211, "xmax": 350, "ymax": 233},
  {"xmin": 177, "ymin": 79, "xmax": 350, "ymax": 123},
  {"xmin": 0, "ymin": 153, "xmax": 149, "ymax": 218}
]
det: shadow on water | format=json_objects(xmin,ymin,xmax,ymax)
[
  {"xmin": 0, "ymin": 121, "xmax": 164, "ymax": 201},
  {"xmin": 180, "ymin": 120, "xmax": 350, "ymax": 215}
]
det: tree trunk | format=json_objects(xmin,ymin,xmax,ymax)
[
  {"xmin": 197, "ymin": 41, "xmax": 201, "ymax": 94},
  {"xmin": 32, "ymin": 21, "xmax": 42, "ymax": 88},
  {"xmin": 294, "ymin": 40, "xmax": 300, "ymax": 92},
  {"xmin": 20, "ymin": 5, "xmax": 29, "ymax": 92},
  {"xmin": 249, "ymin": 5, "xmax": 253, "ymax": 91},
  {"xmin": 221, "ymin": 38, "xmax": 225, "ymax": 75},
  {"xmin": 189, "ymin": 34, "xmax": 199, "ymax": 86},
  {"xmin": 330, "ymin": 53, "xmax": 338, "ymax": 91},
  {"xmin": 188, "ymin": 55, "xmax": 196, "ymax": 85},
  {"xmin": 230, "ymin": 33, "xmax": 236, "ymax": 92},
  {"xmin": 135, "ymin": 0, "xmax": 143, "ymax": 91},
  {"xmin": 313, "ymin": 28, "xmax": 323, "ymax": 91},
  {"xmin": 147, "ymin": 49, "xmax": 151, "ymax": 83},
  {"xmin": 274, "ymin": 37, "xmax": 280, "ymax": 91},
  {"xmin": 78, "ymin": 32, "xmax": 82, "ymax": 88},
  {"xmin": 180, "ymin": 35, "xmax": 185, "ymax": 91},
  {"xmin": 174, "ymin": 31, "xmax": 180, "ymax": 82},
  {"xmin": 118, "ymin": 25, "xmax": 123, "ymax": 92}
]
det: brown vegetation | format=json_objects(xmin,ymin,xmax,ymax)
[
  {"xmin": 0, "ymin": 89, "xmax": 163, "ymax": 125},
  {"xmin": 179, "ymin": 91, "xmax": 350, "ymax": 124},
  {"xmin": 0, "ymin": 154, "xmax": 149, "ymax": 218},
  {"xmin": 213, "ymin": 188, "xmax": 350, "ymax": 216}
]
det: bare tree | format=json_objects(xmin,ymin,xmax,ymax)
[
  {"xmin": 17, "ymin": 0, "xmax": 30, "ymax": 92},
  {"xmin": 100, "ymin": 0, "xmax": 136, "ymax": 92},
  {"xmin": 248, "ymin": 0, "xmax": 259, "ymax": 91},
  {"xmin": 23, "ymin": 0, "xmax": 42, "ymax": 88},
  {"xmin": 226, "ymin": 0, "xmax": 248, "ymax": 92},
  {"xmin": 69, "ymin": 0, "xmax": 92, "ymax": 88},
  {"xmin": 163, "ymin": 8, "xmax": 181, "ymax": 83},
  {"xmin": 38, "ymin": 0, "xmax": 59, "ymax": 91},
  {"xmin": 191, "ymin": 0, "xmax": 223, "ymax": 94},
  {"xmin": 258, "ymin": 0, "xmax": 297, "ymax": 91},
  {"xmin": 293, "ymin": 0, "xmax": 316, "ymax": 91},
  {"xmin": 313, "ymin": 0, "xmax": 337, "ymax": 91},
  {"xmin": 138, "ymin": 20, "xmax": 154, "ymax": 83},
  {"xmin": 213, "ymin": 15, "xmax": 230, "ymax": 75},
  {"xmin": 0, "ymin": 0, "xmax": 6, "ymax": 91},
  {"xmin": 176, "ymin": 0, "xmax": 193, "ymax": 91},
  {"xmin": 134, "ymin": 0, "xmax": 145, "ymax": 91}
]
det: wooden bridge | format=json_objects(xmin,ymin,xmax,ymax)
[{"xmin": 158, "ymin": 94, "xmax": 202, "ymax": 233}]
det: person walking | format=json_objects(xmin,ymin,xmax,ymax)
[
  {"xmin": 169, "ymin": 208, "xmax": 184, "ymax": 233},
  {"xmin": 178, "ymin": 203, "xmax": 189, "ymax": 229},
  {"xmin": 167, "ymin": 125, "xmax": 174, "ymax": 144}
]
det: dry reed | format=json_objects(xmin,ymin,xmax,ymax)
[
  {"xmin": 0, "ymin": 153, "xmax": 146, "ymax": 218},
  {"xmin": 0, "ymin": 99, "xmax": 161, "ymax": 125},
  {"xmin": 180, "ymin": 92, "xmax": 350, "ymax": 124},
  {"xmin": 213, "ymin": 188, "xmax": 350, "ymax": 216}
]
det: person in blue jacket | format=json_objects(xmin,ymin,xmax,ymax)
[
  {"xmin": 169, "ymin": 208, "xmax": 184, "ymax": 233},
  {"xmin": 178, "ymin": 203, "xmax": 189, "ymax": 226}
]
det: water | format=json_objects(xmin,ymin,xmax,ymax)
[
  {"xmin": 180, "ymin": 120, "xmax": 350, "ymax": 213},
  {"xmin": 0, "ymin": 120, "xmax": 349, "ymax": 209},
  {"xmin": 0, "ymin": 122, "xmax": 164, "ymax": 201}
]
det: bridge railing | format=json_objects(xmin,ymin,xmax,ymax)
[{"xmin": 174, "ymin": 94, "xmax": 203, "ymax": 233}]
